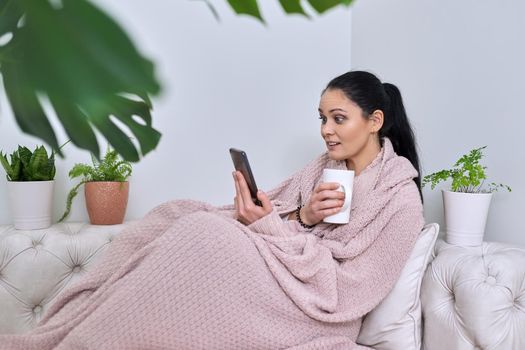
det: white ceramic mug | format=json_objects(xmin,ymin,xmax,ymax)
[{"xmin": 322, "ymin": 169, "xmax": 354, "ymax": 224}]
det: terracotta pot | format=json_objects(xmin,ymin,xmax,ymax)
[{"xmin": 85, "ymin": 181, "xmax": 129, "ymax": 225}]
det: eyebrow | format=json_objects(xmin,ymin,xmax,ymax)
[{"xmin": 318, "ymin": 108, "xmax": 347, "ymax": 114}]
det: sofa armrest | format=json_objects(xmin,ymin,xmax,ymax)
[
  {"xmin": 421, "ymin": 239, "xmax": 525, "ymax": 350},
  {"xmin": 0, "ymin": 223, "xmax": 128, "ymax": 334}
]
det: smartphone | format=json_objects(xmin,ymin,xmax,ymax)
[{"xmin": 229, "ymin": 148, "xmax": 263, "ymax": 207}]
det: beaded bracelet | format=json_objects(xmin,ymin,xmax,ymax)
[{"xmin": 295, "ymin": 205, "xmax": 316, "ymax": 229}]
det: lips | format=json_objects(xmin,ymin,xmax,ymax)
[{"xmin": 326, "ymin": 141, "xmax": 341, "ymax": 150}]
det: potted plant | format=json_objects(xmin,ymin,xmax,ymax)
[
  {"xmin": 422, "ymin": 146, "xmax": 511, "ymax": 246},
  {"xmin": 0, "ymin": 145, "xmax": 56, "ymax": 230},
  {"xmin": 59, "ymin": 147, "xmax": 132, "ymax": 225}
]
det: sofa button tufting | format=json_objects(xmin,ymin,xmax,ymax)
[
  {"xmin": 72, "ymin": 265, "xmax": 81, "ymax": 273},
  {"xmin": 485, "ymin": 276, "xmax": 496, "ymax": 285},
  {"xmin": 33, "ymin": 305, "xmax": 42, "ymax": 314}
]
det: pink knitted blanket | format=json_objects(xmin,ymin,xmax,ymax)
[{"xmin": 0, "ymin": 138, "xmax": 424, "ymax": 349}]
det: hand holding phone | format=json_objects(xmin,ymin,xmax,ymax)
[{"xmin": 229, "ymin": 148, "xmax": 263, "ymax": 207}]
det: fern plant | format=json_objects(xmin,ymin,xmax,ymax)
[
  {"xmin": 59, "ymin": 147, "xmax": 132, "ymax": 222},
  {"xmin": 0, "ymin": 145, "xmax": 56, "ymax": 181},
  {"xmin": 422, "ymin": 146, "xmax": 512, "ymax": 193}
]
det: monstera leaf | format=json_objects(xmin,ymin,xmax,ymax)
[
  {"xmin": 223, "ymin": 0, "xmax": 353, "ymax": 21},
  {"xmin": 0, "ymin": 0, "xmax": 161, "ymax": 162},
  {"xmin": 0, "ymin": 0, "xmax": 351, "ymax": 162}
]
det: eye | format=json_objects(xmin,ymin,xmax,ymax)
[
  {"xmin": 334, "ymin": 115, "xmax": 346, "ymax": 124},
  {"xmin": 318, "ymin": 115, "xmax": 327, "ymax": 124}
]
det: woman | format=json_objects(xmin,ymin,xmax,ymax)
[{"xmin": 1, "ymin": 71, "xmax": 424, "ymax": 349}]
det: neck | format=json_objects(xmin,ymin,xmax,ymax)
[{"xmin": 345, "ymin": 136, "xmax": 381, "ymax": 176}]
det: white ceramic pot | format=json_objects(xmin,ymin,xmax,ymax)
[
  {"xmin": 442, "ymin": 190, "xmax": 493, "ymax": 246},
  {"xmin": 7, "ymin": 180, "xmax": 54, "ymax": 230}
]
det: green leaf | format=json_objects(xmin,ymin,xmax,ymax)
[
  {"xmin": 68, "ymin": 163, "xmax": 96, "ymax": 180},
  {"xmin": 109, "ymin": 96, "xmax": 161, "ymax": 156},
  {"xmin": 2, "ymin": 60, "xmax": 62, "ymax": 154},
  {"xmin": 48, "ymin": 152, "xmax": 56, "ymax": 180},
  {"xmin": 9, "ymin": 152, "xmax": 21, "ymax": 181},
  {"xmin": 0, "ymin": 151, "xmax": 13, "ymax": 180},
  {"xmin": 29, "ymin": 145, "xmax": 49, "ymax": 180},
  {"xmin": 48, "ymin": 94, "xmax": 100, "ymax": 158},
  {"xmin": 307, "ymin": 0, "xmax": 345, "ymax": 14},
  {"xmin": 423, "ymin": 145, "xmax": 512, "ymax": 193},
  {"xmin": 227, "ymin": 0, "xmax": 264, "ymax": 22},
  {"xmin": 1, "ymin": 0, "xmax": 161, "ymax": 161},
  {"xmin": 89, "ymin": 109, "xmax": 140, "ymax": 162},
  {"xmin": 213, "ymin": 0, "xmax": 351, "ymax": 20},
  {"xmin": 278, "ymin": 0, "xmax": 308, "ymax": 16},
  {"xmin": 58, "ymin": 179, "xmax": 88, "ymax": 222},
  {"xmin": 0, "ymin": 0, "xmax": 23, "ymax": 35},
  {"xmin": 17, "ymin": 145, "xmax": 31, "ymax": 180}
]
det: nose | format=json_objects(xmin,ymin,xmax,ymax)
[{"xmin": 321, "ymin": 122, "xmax": 335, "ymax": 137}]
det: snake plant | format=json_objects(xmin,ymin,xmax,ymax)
[{"xmin": 0, "ymin": 145, "xmax": 56, "ymax": 181}]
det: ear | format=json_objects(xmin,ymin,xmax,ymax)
[{"xmin": 369, "ymin": 109, "xmax": 384, "ymax": 133}]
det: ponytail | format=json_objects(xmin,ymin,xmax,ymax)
[
  {"xmin": 325, "ymin": 71, "xmax": 423, "ymax": 203},
  {"xmin": 382, "ymin": 83, "xmax": 423, "ymax": 203}
]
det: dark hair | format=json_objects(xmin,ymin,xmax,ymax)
[{"xmin": 325, "ymin": 71, "xmax": 423, "ymax": 203}]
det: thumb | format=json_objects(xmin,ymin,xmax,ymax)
[{"xmin": 257, "ymin": 190, "xmax": 272, "ymax": 210}]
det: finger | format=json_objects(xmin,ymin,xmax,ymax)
[
  {"xmin": 317, "ymin": 198, "xmax": 344, "ymax": 210},
  {"xmin": 232, "ymin": 171, "xmax": 240, "ymax": 197},
  {"xmin": 235, "ymin": 171, "xmax": 254, "ymax": 207},
  {"xmin": 233, "ymin": 172, "xmax": 245, "ymax": 209},
  {"xmin": 320, "ymin": 206, "xmax": 343, "ymax": 217},
  {"xmin": 318, "ymin": 189, "xmax": 346, "ymax": 201},
  {"xmin": 234, "ymin": 195, "xmax": 240, "ymax": 219},
  {"xmin": 315, "ymin": 182, "xmax": 341, "ymax": 193},
  {"xmin": 257, "ymin": 190, "xmax": 272, "ymax": 212}
]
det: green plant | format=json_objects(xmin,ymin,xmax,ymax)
[
  {"xmin": 0, "ymin": 145, "xmax": 56, "ymax": 181},
  {"xmin": 422, "ymin": 146, "xmax": 512, "ymax": 193},
  {"xmin": 205, "ymin": 0, "xmax": 354, "ymax": 22},
  {"xmin": 0, "ymin": 0, "xmax": 160, "ymax": 162},
  {"xmin": 1, "ymin": 0, "xmax": 351, "ymax": 162},
  {"xmin": 59, "ymin": 147, "xmax": 132, "ymax": 222}
]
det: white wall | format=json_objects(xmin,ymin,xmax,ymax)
[
  {"xmin": 351, "ymin": 0, "xmax": 524, "ymax": 245},
  {"xmin": 0, "ymin": 1, "xmax": 351, "ymax": 224}
]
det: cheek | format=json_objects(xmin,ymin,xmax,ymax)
[
  {"xmin": 340, "ymin": 124, "xmax": 368, "ymax": 148},
  {"xmin": 339, "ymin": 123, "xmax": 362, "ymax": 142}
]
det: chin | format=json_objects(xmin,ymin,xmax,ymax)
[{"xmin": 327, "ymin": 151, "xmax": 346, "ymax": 161}]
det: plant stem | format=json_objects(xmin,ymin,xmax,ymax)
[{"xmin": 58, "ymin": 180, "xmax": 87, "ymax": 222}]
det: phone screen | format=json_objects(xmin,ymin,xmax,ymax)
[{"xmin": 229, "ymin": 148, "xmax": 262, "ymax": 207}]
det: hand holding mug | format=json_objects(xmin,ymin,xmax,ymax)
[
  {"xmin": 300, "ymin": 182, "xmax": 347, "ymax": 226},
  {"xmin": 321, "ymin": 169, "xmax": 354, "ymax": 224}
]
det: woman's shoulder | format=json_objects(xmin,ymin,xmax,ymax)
[{"xmin": 391, "ymin": 180, "xmax": 424, "ymax": 224}]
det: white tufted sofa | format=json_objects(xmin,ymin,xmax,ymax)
[
  {"xmin": 1, "ymin": 223, "xmax": 525, "ymax": 349},
  {"xmin": 0, "ymin": 223, "xmax": 127, "ymax": 334},
  {"xmin": 421, "ymin": 240, "xmax": 525, "ymax": 350}
]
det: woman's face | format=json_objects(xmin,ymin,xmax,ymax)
[{"xmin": 318, "ymin": 88, "xmax": 381, "ymax": 163}]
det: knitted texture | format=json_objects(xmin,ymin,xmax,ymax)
[{"xmin": 0, "ymin": 137, "xmax": 424, "ymax": 349}]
